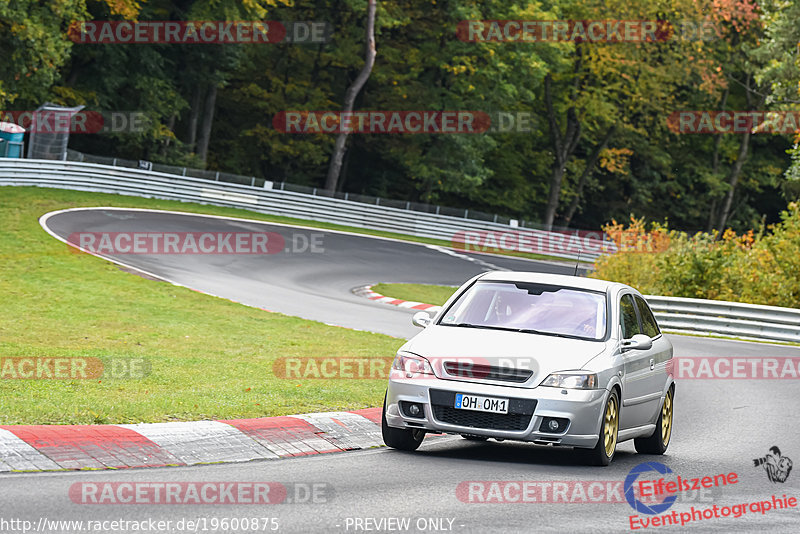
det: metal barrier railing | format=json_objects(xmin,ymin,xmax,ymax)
[
  {"xmin": 646, "ymin": 295, "xmax": 800, "ymax": 344},
  {"xmin": 65, "ymin": 149, "xmax": 538, "ymax": 229},
  {"xmin": 1, "ymin": 158, "xmax": 610, "ymax": 260}
]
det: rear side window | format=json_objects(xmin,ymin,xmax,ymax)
[
  {"xmin": 635, "ymin": 296, "xmax": 661, "ymax": 338},
  {"xmin": 619, "ymin": 294, "xmax": 641, "ymax": 338}
]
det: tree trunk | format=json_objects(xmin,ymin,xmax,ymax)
[
  {"xmin": 545, "ymin": 166, "xmax": 568, "ymax": 230},
  {"xmin": 563, "ymin": 124, "xmax": 616, "ymax": 226},
  {"xmin": 324, "ymin": 0, "xmax": 377, "ymax": 191},
  {"xmin": 187, "ymin": 86, "xmax": 202, "ymax": 151},
  {"xmin": 337, "ymin": 141, "xmax": 353, "ymax": 192},
  {"xmin": 543, "ymin": 73, "xmax": 581, "ymax": 230},
  {"xmin": 715, "ymin": 129, "xmax": 751, "ymax": 232},
  {"xmin": 711, "ymin": 87, "xmax": 729, "ymax": 176},
  {"xmin": 706, "ymin": 86, "xmax": 728, "ymax": 233},
  {"xmin": 715, "ymin": 77, "xmax": 765, "ymax": 234},
  {"xmin": 196, "ymin": 84, "xmax": 217, "ymax": 166},
  {"xmin": 705, "ymin": 199, "xmax": 717, "ymax": 234}
]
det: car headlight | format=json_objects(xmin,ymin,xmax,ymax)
[
  {"xmin": 541, "ymin": 372, "xmax": 598, "ymax": 389},
  {"xmin": 391, "ymin": 352, "xmax": 434, "ymax": 376}
]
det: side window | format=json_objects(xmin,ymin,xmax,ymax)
[
  {"xmin": 635, "ymin": 296, "xmax": 661, "ymax": 338},
  {"xmin": 619, "ymin": 294, "xmax": 641, "ymax": 339}
]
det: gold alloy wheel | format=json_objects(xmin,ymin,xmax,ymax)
[
  {"xmin": 603, "ymin": 394, "xmax": 619, "ymax": 457},
  {"xmin": 661, "ymin": 388, "xmax": 674, "ymax": 446}
]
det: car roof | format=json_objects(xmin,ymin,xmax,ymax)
[{"xmin": 477, "ymin": 271, "xmax": 631, "ymax": 294}]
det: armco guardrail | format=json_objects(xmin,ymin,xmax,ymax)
[
  {"xmin": 646, "ymin": 295, "xmax": 800, "ymax": 344},
  {"xmin": 66, "ymin": 149, "xmax": 521, "ymax": 226},
  {"xmin": 0, "ymin": 159, "xmax": 613, "ymax": 261}
]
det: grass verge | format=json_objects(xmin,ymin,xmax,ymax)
[
  {"xmin": 371, "ymin": 283, "xmax": 455, "ymax": 307},
  {"xmin": 0, "ymin": 186, "xmax": 408, "ymax": 425}
]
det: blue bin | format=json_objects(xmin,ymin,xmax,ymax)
[{"xmin": 0, "ymin": 122, "xmax": 25, "ymax": 158}]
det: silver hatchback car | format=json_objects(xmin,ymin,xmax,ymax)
[{"xmin": 382, "ymin": 271, "xmax": 675, "ymax": 465}]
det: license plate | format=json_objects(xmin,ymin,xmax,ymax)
[{"xmin": 454, "ymin": 393, "xmax": 509, "ymax": 414}]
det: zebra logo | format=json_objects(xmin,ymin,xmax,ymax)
[{"xmin": 753, "ymin": 446, "xmax": 793, "ymax": 483}]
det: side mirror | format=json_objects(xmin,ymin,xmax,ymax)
[
  {"xmin": 412, "ymin": 311, "xmax": 432, "ymax": 328},
  {"xmin": 622, "ymin": 333, "xmax": 653, "ymax": 351}
]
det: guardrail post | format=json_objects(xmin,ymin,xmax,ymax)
[
  {"xmin": 251, "ymin": 177, "xmax": 255, "ymax": 187},
  {"xmin": 215, "ymin": 172, "xmax": 220, "ymax": 181},
  {"xmin": 405, "ymin": 201, "xmax": 410, "ymax": 210},
  {"xmin": 376, "ymin": 197, "xmax": 380, "ymax": 205},
  {"xmin": 436, "ymin": 206, "xmax": 440, "ymax": 215},
  {"xmin": 182, "ymin": 167, "xmax": 186, "ymax": 176},
  {"xmin": 312, "ymin": 187, "xmax": 317, "ymax": 195},
  {"xmin": 464, "ymin": 209, "xmax": 469, "ymax": 218},
  {"xmin": 112, "ymin": 158, "xmax": 117, "ymax": 166},
  {"xmin": 493, "ymin": 214, "xmax": 498, "ymax": 223},
  {"xmin": 344, "ymin": 192, "xmax": 349, "ymax": 201}
]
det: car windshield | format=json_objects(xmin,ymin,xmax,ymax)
[{"xmin": 439, "ymin": 281, "xmax": 606, "ymax": 341}]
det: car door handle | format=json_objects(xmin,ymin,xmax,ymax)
[{"xmin": 650, "ymin": 359, "xmax": 655, "ymax": 370}]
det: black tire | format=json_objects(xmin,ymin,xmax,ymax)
[
  {"xmin": 381, "ymin": 397, "xmax": 425, "ymax": 451},
  {"xmin": 635, "ymin": 386, "xmax": 674, "ymax": 455},
  {"xmin": 584, "ymin": 389, "xmax": 620, "ymax": 466}
]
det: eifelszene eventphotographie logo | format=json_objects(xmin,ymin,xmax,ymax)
[{"xmin": 625, "ymin": 462, "xmax": 678, "ymax": 515}]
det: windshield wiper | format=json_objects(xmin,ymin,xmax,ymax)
[
  {"xmin": 516, "ymin": 329, "xmax": 586, "ymax": 340},
  {"xmin": 449, "ymin": 323, "xmax": 519, "ymax": 332}
]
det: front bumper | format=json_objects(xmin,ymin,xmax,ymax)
[{"xmin": 385, "ymin": 375, "xmax": 608, "ymax": 448}]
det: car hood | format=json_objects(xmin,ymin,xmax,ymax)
[{"xmin": 400, "ymin": 325, "xmax": 606, "ymax": 388}]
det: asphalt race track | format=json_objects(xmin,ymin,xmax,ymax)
[
  {"xmin": 40, "ymin": 207, "xmax": 587, "ymax": 338},
  {"xmin": 3, "ymin": 207, "xmax": 798, "ymax": 533}
]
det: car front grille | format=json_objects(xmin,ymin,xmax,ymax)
[
  {"xmin": 443, "ymin": 362, "xmax": 532, "ymax": 383},
  {"xmin": 431, "ymin": 405, "xmax": 532, "ymax": 431},
  {"xmin": 429, "ymin": 389, "xmax": 536, "ymax": 432}
]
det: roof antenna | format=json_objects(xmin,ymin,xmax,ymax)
[{"xmin": 573, "ymin": 250, "xmax": 582, "ymax": 276}]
